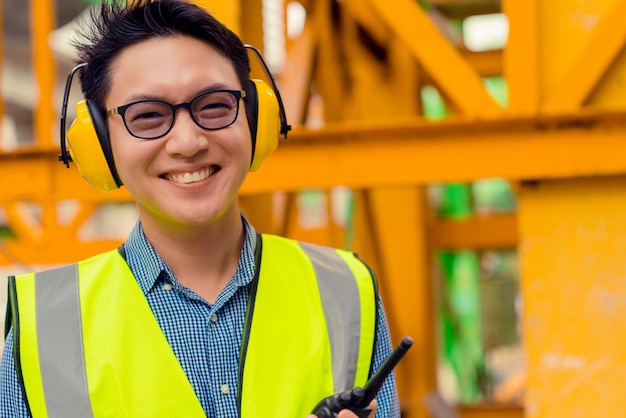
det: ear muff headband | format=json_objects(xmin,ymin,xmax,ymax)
[{"xmin": 244, "ymin": 45, "xmax": 290, "ymax": 139}]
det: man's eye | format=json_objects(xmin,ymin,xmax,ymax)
[
  {"xmin": 203, "ymin": 102, "xmax": 230, "ymax": 110},
  {"xmin": 134, "ymin": 111, "xmax": 165, "ymax": 120}
]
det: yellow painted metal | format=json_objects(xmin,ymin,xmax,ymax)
[
  {"xmin": 0, "ymin": 148, "xmax": 131, "ymax": 202},
  {"xmin": 457, "ymin": 405, "xmax": 524, "ymax": 418},
  {"xmin": 429, "ymin": 213, "xmax": 518, "ymax": 250},
  {"xmin": 461, "ymin": 49, "xmax": 502, "ymax": 79},
  {"xmin": 0, "ymin": 0, "xmax": 3, "ymax": 123},
  {"xmin": 518, "ymin": 176, "xmax": 626, "ymax": 418},
  {"xmin": 543, "ymin": 0, "xmax": 626, "ymax": 112},
  {"xmin": 278, "ymin": 19, "xmax": 315, "ymax": 125},
  {"xmin": 239, "ymin": 1, "xmax": 264, "ymax": 48},
  {"xmin": 355, "ymin": 187, "xmax": 435, "ymax": 418},
  {"xmin": 2, "ymin": 200, "xmax": 121, "ymax": 265},
  {"xmin": 193, "ymin": 0, "xmax": 241, "ymax": 34},
  {"xmin": 242, "ymin": 109, "xmax": 626, "ymax": 193},
  {"xmin": 30, "ymin": 0, "xmax": 56, "ymax": 147},
  {"xmin": 539, "ymin": 0, "xmax": 620, "ymax": 106},
  {"xmin": 428, "ymin": 0, "xmax": 500, "ymax": 18},
  {"xmin": 364, "ymin": 0, "xmax": 503, "ymax": 118},
  {"xmin": 309, "ymin": 1, "xmax": 348, "ymax": 123},
  {"xmin": 515, "ymin": 3, "xmax": 626, "ymax": 415},
  {"xmin": 503, "ymin": 0, "xmax": 539, "ymax": 115}
]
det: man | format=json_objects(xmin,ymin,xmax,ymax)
[{"xmin": 0, "ymin": 1, "xmax": 400, "ymax": 416}]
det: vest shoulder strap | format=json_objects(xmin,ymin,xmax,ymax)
[
  {"xmin": 11, "ymin": 250, "xmax": 204, "ymax": 418},
  {"xmin": 239, "ymin": 234, "xmax": 377, "ymax": 417}
]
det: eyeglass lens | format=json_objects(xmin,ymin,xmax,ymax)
[{"xmin": 123, "ymin": 91, "xmax": 240, "ymax": 139}]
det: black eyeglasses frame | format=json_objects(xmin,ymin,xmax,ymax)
[{"xmin": 105, "ymin": 89, "xmax": 247, "ymax": 140}]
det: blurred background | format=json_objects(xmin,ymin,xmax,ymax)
[{"xmin": 3, "ymin": 0, "xmax": 626, "ymax": 417}]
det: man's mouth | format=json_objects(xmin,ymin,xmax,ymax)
[{"xmin": 164, "ymin": 165, "xmax": 220, "ymax": 184}]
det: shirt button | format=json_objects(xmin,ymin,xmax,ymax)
[
  {"xmin": 221, "ymin": 384, "xmax": 229, "ymax": 394},
  {"xmin": 210, "ymin": 313, "xmax": 218, "ymax": 323},
  {"xmin": 163, "ymin": 283, "xmax": 172, "ymax": 291}
]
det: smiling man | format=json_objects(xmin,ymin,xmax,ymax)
[{"xmin": 0, "ymin": 1, "xmax": 400, "ymax": 417}]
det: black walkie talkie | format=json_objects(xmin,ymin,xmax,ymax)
[{"xmin": 311, "ymin": 336, "xmax": 414, "ymax": 418}]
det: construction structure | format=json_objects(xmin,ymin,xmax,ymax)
[{"xmin": 3, "ymin": 0, "xmax": 626, "ymax": 417}]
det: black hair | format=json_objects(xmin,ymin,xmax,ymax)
[{"xmin": 73, "ymin": 0, "xmax": 251, "ymax": 113}]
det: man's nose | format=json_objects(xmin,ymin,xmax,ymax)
[{"xmin": 164, "ymin": 109, "xmax": 209, "ymax": 157}]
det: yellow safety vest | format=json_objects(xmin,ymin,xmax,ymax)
[{"xmin": 7, "ymin": 234, "xmax": 377, "ymax": 418}]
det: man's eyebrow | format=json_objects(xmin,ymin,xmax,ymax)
[
  {"xmin": 123, "ymin": 83, "xmax": 238, "ymax": 103},
  {"xmin": 123, "ymin": 92, "xmax": 161, "ymax": 103}
]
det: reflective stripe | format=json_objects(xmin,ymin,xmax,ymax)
[
  {"xmin": 300, "ymin": 242, "xmax": 361, "ymax": 392},
  {"xmin": 35, "ymin": 264, "xmax": 94, "ymax": 418}
]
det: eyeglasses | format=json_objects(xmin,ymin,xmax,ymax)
[{"xmin": 105, "ymin": 89, "xmax": 247, "ymax": 140}]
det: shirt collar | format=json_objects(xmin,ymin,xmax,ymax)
[{"xmin": 123, "ymin": 214, "xmax": 258, "ymax": 295}]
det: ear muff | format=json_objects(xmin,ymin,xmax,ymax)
[
  {"xmin": 66, "ymin": 100, "xmax": 122, "ymax": 191},
  {"xmin": 247, "ymin": 79, "xmax": 281, "ymax": 172},
  {"xmin": 60, "ymin": 63, "xmax": 122, "ymax": 192},
  {"xmin": 244, "ymin": 45, "xmax": 291, "ymax": 172}
]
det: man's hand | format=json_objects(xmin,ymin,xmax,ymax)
[
  {"xmin": 338, "ymin": 399, "xmax": 377, "ymax": 417},
  {"xmin": 306, "ymin": 399, "xmax": 377, "ymax": 418}
]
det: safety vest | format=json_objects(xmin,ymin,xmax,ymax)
[{"xmin": 6, "ymin": 234, "xmax": 377, "ymax": 418}]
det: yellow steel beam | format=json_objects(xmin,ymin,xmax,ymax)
[
  {"xmin": 354, "ymin": 187, "xmax": 435, "ymax": 418},
  {"xmin": 30, "ymin": 0, "xmax": 56, "ymax": 147},
  {"xmin": 462, "ymin": 48, "xmax": 502, "ymax": 78},
  {"xmin": 310, "ymin": 0, "xmax": 348, "ymax": 123},
  {"xmin": 543, "ymin": 0, "xmax": 626, "ymax": 112},
  {"xmin": 279, "ymin": 18, "xmax": 317, "ymax": 125},
  {"xmin": 539, "ymin": 0, "xmax": 613, "ymax": 101},
  {"xmin": 5, "ymin": 108, "xmax": 626, "ymax": 201},
  {"xmin": 457, "ymin": 404, "xmax": 523, "ymax": 418},
  {"xmin": 344, "ymin": 0, "xmax": 391, "ymax": 52},
  {"xmin": 519, "ymin": 175, "xmax": 626, "ymax": 417},
  {"xmin": 243, "ymin": 109, "xmax": 626, "ymax": 193},
  {"xmin": 341, "ymin": 2, "xmax": 423, "ymax": 121},
  {"xmin": 238, "ymin": 0, "xmax": 263, "ymax": 48},
  {"xmin": 429, "ymin": 213, "xmax": 518, "ymax": 250},
  {"xmin": 0, "ymin": 0, "xmax": 3, "ymax": 123},
  {"xmin": 2, "ymin": 199, "xmax": 124, "ymax": 265},
  {"xmin": 193, "ymin": 0, "xmax": 241, "ymax": 34},
  {"xmin": 503, "ymin": 0, "xmax": 540, "ymax": 115},
  {"xmin": 347, "ymin": 2, "xmax": 503, "ymax": 79},
  {"xmin": 364, "ymin": 0, "xmax": 503, "ymax": 118},
  {"xmin": 0, "ymin": 147, "xmax": 131, "ymax": 202},
  {"xmin": 428, "ymin": 0, "xmax": 500, "ymax": 18}
]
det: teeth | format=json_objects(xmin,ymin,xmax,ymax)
[{"xmin": 167, "ymin": 167, "xmax": 213, "ymax": 184}]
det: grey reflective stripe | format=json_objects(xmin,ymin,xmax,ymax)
[
  {"xmin": 35, "ymin": 264, "xmax": 94, "ymax": 418},
  {"xmin": 299, "ymin": 242, "xmax": 361, "ymax": 392}
]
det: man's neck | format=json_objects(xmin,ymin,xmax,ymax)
[{"xmin": 141, "ymin": 210, "xmax": 246, "ymax": 303}]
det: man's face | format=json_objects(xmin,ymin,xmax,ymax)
[{"xmin": 105, "ymin": 35, "xmax": 252, "ymax": 231}]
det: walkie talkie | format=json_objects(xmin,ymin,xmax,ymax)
[{"xmin": 311, "ymin": 336, "xmax": 414, "ymax": 418}]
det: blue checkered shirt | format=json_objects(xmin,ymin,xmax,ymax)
[{"xmin": 1, "ymin": 215, "xmax": 400, "ymax": 417}]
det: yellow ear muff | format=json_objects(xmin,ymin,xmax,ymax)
[
  {"xmin": 248, "ymin": 79, "xmax": 281, "ymax": 172},
  {"xmin": 67, "ymin": 100, "xmax": 120, "ymax": 192}
]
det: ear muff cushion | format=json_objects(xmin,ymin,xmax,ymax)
[
  {"xmin": 248, "ymin": 79, "xmax": 280, "ymax": 172},
  {"xmin": 245, "ymin": 79, "xmax": 259, "ymax": 158},
  {"xmin": 66, "ymin": 100, "xmax": 121, "ymax": 191}
]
